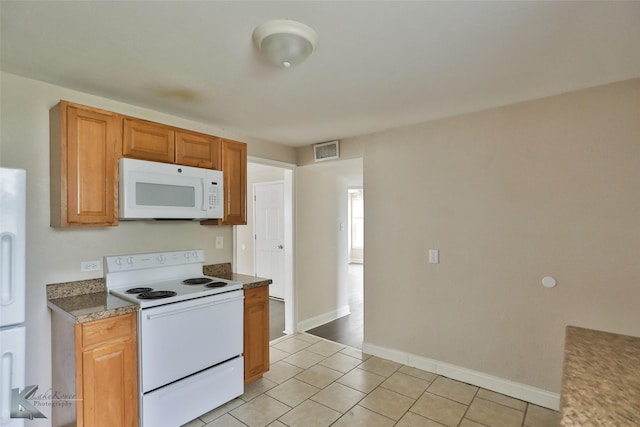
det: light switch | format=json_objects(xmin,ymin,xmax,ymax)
[
  {"xmin": 428, "ymin": 249, "xmax": 439, "ymax": 264},
  {"xmin": 215, "ymin": 236, "xmax": 223, "ymax": 249}
]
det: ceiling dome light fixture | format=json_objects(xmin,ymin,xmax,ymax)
[{"xmin": 252, "ymin": 19, "xmax": 318, "ymax": 68}]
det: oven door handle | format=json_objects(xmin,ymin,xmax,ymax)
[{"xmin": 145, "ymin": 294, "xmax": 243, "ymax": 320}]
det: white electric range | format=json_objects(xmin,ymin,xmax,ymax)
[{"xmin": 105, "ymin": 249, "xmax": 244, "ymax": 427}]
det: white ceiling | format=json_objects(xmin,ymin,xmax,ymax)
[{"xmin": 2, "ymin": 1, "xmax": 639, "ymax": 147}]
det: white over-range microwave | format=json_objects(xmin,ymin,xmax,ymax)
[{"xmin": 119, "ymin": 158, "xmax": 223, "ymax": 220}]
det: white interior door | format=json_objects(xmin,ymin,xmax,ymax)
[{"xmin": 254, "ymin": 182, "xmax": 285, "ymax": 299}]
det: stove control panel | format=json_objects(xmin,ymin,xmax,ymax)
[{"xmin": 104, "ymin": 249, "xmax": 204, "ymax": 272}]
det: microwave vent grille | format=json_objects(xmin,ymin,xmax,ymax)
[{"xmin": 314, "ymin": 141, "xmax": 339, "ymax": 162}]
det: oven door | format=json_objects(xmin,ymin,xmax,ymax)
[{"xmin": 139, "ymin": 290, "xmax": 243, "ymax": 393}]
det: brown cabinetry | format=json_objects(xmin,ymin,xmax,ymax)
[
  {"xmin": 50, "ymin": 101, "xmax": 121, "ymax": 227},
  {"xmin": 201, "ymin": 138, "xmax": 247, "ymax": 226},
  {"xmin": 175, "ymin": 130, "xmax": 220, "ymax": 169},
  {"xmin": 50, "ymin": 100, "xmax": 247, "ymax": 227},
  {"xmin": 122, "ymin": 118, "xmax": 221, "ymax": 168},
  {"xmin": 51, "ymin": 312, "xmax": 138, "ymax": 427},
  {"xmin": 122, "ymin": 118, "xmax": 175, "ymax": 163},
  {"xmin": 243, "ymin": 286, "xmax": 270, "ymax": 383},
  {"xmin": 219, "ymin": 139, "xmax": 248, "ymax": 225}
]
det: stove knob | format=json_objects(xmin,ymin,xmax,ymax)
[
  {"xmin": 184, "ymin": 252, "xmax": 190, "ymax": 259},
  {"xmin": 191, "ymin": 251, "xmax": 199, "ymax": 259},
  {"xmin": 157, "ymin": 254, "xmax": 166, "ymax": 263},
  {"xmin": 127, "ymin": 256, "xmax": 135, "ymax": 265},
  {"xmin": 115, "ymin": 257, "xmax": 124, "ymax": 266}
]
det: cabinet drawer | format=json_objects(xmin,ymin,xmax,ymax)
[{"xmin": 81, "ymin": 313, "xmax": 135, "ymax": 349}]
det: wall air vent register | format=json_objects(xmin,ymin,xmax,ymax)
[{"xmin": 313, "ymin": 140, "xmax": 340, "ymax": 162}]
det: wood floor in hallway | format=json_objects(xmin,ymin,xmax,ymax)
[
  {"xmin": 306, "ymin": 263, "xmax": 363, "ymax": 348},
  {"xmin": 269, "ymin": 263, "xmax": 363, "ymax": 347}
]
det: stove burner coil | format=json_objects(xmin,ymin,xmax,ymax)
[
  {"xmin": 126, "ymin": 287, "xmax": 154, "ymax": 294},
  {"xmin": 137, "ymin": 290, "xmax": 178, "ymax": 299},
  {"xmin": 182, "ymin": 277, "xmax": 213, "ymax": 285},
  {"xmin": 205, "ymin": 281, "xmax": 228, "ymax": 288}
]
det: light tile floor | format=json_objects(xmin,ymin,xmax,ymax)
[{"xmin": 183, "ymin": 333, "xmax": 559, "ymax": 427}]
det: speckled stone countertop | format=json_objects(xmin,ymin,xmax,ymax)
[
  {"xmin": 560, "ymin": 326, "xmax": 640, "ymax": 426},
  {"xmin": 47, "ymin": 278, "xmax": 138, "ymax": 323},
  {"xmin": 204, "ymin": 263, "xmax": 272, "ymax": 289},
  {"xmin": 47, "ymin": 263, "xmax": 270, "ymax": 323}
]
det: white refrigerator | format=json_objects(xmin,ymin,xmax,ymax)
[{"xmin": 0, "ymin": 167, "xmax": 26, "ymax": 427}]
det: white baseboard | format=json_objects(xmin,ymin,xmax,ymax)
[
  {"xmin": 362, "ymin": 341, "xmax": 560, "ymax": 411},
  {"xmin": 297, "ymin": 305, "xmax": 351, "ymax": 332}
]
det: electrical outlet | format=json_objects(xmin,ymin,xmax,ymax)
[
  {"xmin": 428, "ymin": 249, "xmax": 439, "ymax": 264},
  {"xmin": 81, "ymin": 260, "xmax": 101, "ymax": 272},
  {"xmin": 215, "ymin": 236, "xmax": 223, "ymax": 249}
]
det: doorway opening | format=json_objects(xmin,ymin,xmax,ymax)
[
  {"xmin": 306, "ymin": 185, "xmax": 364, "ymax": 348},
  {"xmin": 234, "ymin": 158, "xmax": 295, "ymax": 341}
]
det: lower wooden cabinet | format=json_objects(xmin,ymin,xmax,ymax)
[
  {"xmin": 51, "ymin": 311, "xmax": 138, "ymax": 427},
  {"xmin": 244, "ymin": 286, "xmax": 270, "ymax": 383}
]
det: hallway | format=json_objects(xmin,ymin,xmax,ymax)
[{"xmin": 269, "ymin": 263, "xmax": 364, "ymax": 348}]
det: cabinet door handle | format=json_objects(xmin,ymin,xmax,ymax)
[{"xmin": 277, "ymin": 245, "xmax": 284, "ymax": 249}]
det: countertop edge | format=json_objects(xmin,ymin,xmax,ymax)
[
  {"xmin": 47, "ymin": 265, "xmax": 270, "ymax": 323},
  {"xmin": 243, "ymin": 279, "xmax": 272, "ymax": 289},
  {"xmin": 48, "ymin": 297, "xmax": 139, "ymax": 324}
]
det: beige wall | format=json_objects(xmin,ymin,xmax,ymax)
[
  {"xmin": 0, "ymin": 72, "xmax": 295, "ymax": 424},
  {"xmin": 295, "ymin": 165, "xmax": 350, "ymax": 326},
  {"xmin": 361, "ymin": 78, "xmax": 640, "ymax": 396}
]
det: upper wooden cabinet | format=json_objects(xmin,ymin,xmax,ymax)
[
  {"xmin": 123, "ymin": 118, "xmax": 175, "ymax": 163},
  {"xmin": 122, "ymin": 118, "xmax": 221, "ymax": 169},
  {"xmin": 220, "ymin": 139, "xmax": 247, "ymax": 225},
  {"xmin": 50, "ymin": 101, "xmax": 247, "ymax": 227},
  {"xmin": 50, "ymin": 101, "xmax": 121, "ymax": 227},
  {"xmin": 176, "ymin": 130, "xmax": 220, "ymax": 169},
  {"xmin": 201, "ymin": 138, "xmax": 247, "ymax": 226}
]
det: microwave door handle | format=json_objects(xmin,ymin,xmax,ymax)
[{"xmin": 201, "ymin": 179, "xmax": 207, "ymax": 211}]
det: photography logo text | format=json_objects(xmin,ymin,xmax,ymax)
[{"xmin": 11, "ymin": 385, "xmax": 77, "ymax": 420}]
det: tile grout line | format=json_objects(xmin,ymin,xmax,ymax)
[
  {"xmin": 457, "ymin": 386, "xmax": 481, "ymax": 427},
  {"xmin": 197, "ymin": 333, "xmax": 556, "ymax": 427}
]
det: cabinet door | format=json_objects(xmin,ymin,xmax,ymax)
[
  {"xmin": 176, "ymin": 130, "xmax": 220, "ymax": 168},
  {"xmin": 244, "ymin": 286, "xmax": 270, "ymax": 383},
  {"xmin": 123, "ymin": 118, "xmax": 175, "ymax": 163},
  {"xmin": 220, "ymin": 139, "xmax": 247, "ymax": 225},
  {"xmin": 50, "ymin": 101, "xmax": 120, "ymax": 227},
  {"xmin": 81, "ymin": 340, "xmax": 137, "ymax": 427},
  {"xmin": 78, "ymin": 314, "xmax": 138, "ymax": 427}
]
